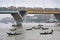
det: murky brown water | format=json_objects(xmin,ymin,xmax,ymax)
[{"xmin": 0, "ymin": 23, "xmax": 60, "ymax": 40}]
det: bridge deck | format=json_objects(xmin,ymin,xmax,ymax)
[
  {"xmin": 27, "ymin": 12, "xmax": 60, "ymax": 14},
  {"xmin": 0, "ymin": 11, "xmax": 19, "ymax": 14},
  {"xmin": 0, "ymin": 10, "xmax": 60, "ymax": 14},
  {"xmin": 27, "ymin": 10, "xmax": 60, "ymax": 14}
]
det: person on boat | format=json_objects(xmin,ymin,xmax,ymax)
[
  {"xmin": 38, "ymin": 24, "xmax": 42, "ymax": 28},
  {"xmin": 51, "ymin": 30, "xmax": 53, "ymax": 32},
  {"xmin": 44, "ymin": 31, "xmax": 47, "ymax": 33}
]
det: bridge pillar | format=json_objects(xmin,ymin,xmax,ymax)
[
  {"xmin": 54, "ymin": 14, "xmax": 60, "ymax": 26},
  {"xmin": 16, "ymin": 19, "xmax": 22, "ymax": 26},
  {"xmin": 54, "ymin": 14, "xmax": 60, "ymax": 22},
  {"xmin": 11, "ymin": 13, "xmax": 23, "ymax": 27},
  {"xmin": 11, "ymin": 10, "xmax": 26, "ymax": 27}
]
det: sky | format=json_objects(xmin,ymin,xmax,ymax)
[
  {"xmin": 0, "ymin": 0, "xmax": 60, "ymax": 19},
  {"xmin": 0, "ymin": 0, "xmax": 60, "ymax": 8}
]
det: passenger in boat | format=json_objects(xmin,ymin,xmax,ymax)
[
  {"xmin": 44, "ymin": 31, "xmax": 46, "ymax": 33},
  {"xmin": 51, "ymin": 30, "xmax": 53, "ymax": 33},
  {"xmin": 37, "ymin": 25, "xmax": 42, "ymax": 29}
]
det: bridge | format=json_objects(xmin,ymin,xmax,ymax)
[
  {"xmin": 0, "ymin": 9, "xmax": 60, "ymax": 26},
  {"xmin": 27, "ymin": 9, "xmax": 60, "ymax": 14},
  {"xmin": 0, "ymin": 10, "xmax": 26, "ymax": 26}
]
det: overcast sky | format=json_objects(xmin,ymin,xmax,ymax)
[
  {"xmin": 0, "ymin": 0, "xmax": 60, "ymax": 19},
  {"xmin": 0, "ymin": 0, "xmax": 60, "ymax": 8}
]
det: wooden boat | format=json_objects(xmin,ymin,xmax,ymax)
[
  {"xmin": 32, "ymin": 26, "xmax": 41, "ymax": 29},
  {"xmin": 42, "ymin": 28, "xmax": 48, "ymax": 30},
  {"xmin": 10, "ymin": 28, "xmax": 16, "ymax": 31},
  {"xmin": 40, "ymin": 30, "xmax": 53, "ymax": 35},
  {"xmin": 38, "ymin": 24, "xmax": 43, "ymax": 27},
  {"xmin": 32, "ymin": 24, "xmax": 43, "ymax": 29},
  {"xmin": 32, "ymin": 27, "xmax": 40, "ymax": 29},
  {"xmin": 7, "ymin": 32, "xmax": 22, "ymax": 35},
  {"xmin": 26, "ymin": 28, "xmax": 32, "ymax": 30}
]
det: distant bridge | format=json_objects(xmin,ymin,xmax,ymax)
[{"xmin": 0, "ymin": 9, "xmax": 60, "ymax": 26}]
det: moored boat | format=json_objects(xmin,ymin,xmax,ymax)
[
  {"xmin": 26, "ymin": 28, "xmax": 32, "ymax": 30},
  {"xmin": 7, "ymin": 31, "xmax": 22, "ymax": 35},
  {"xmin": 40, "ymin": 30, "xmax": 53, "ymax": 35}
]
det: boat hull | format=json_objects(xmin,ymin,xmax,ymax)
[{"xmin": 7, "ymin": 33, "xmax": 22, "ymax": 35}]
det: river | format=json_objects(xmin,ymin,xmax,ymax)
[{"xmin": 0, "ymin": 23, "xmax": 60, "ymax": 40}]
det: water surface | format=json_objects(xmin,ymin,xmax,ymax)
[{"xmin": 0, "ymin": 23, "xmax": 60, "ymax": 40}]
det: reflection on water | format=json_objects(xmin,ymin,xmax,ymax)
[{"xmin": 0, "ymin": 23, "xmax": 60, "ymax": 40}]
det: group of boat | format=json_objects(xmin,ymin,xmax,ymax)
[
  {"xmin": 26, "ymin": 24, "xmax": 43, "ymax": 30},
  {"xmin": 7, "ymin": 24, "xmax": 53, "ymax": 35},
  {"xmin": 26, "ymin": 24, "xmax": 53, "ymax": 35}
]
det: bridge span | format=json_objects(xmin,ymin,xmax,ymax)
[
  {"xmin": 27, "ymin": 9, "xmax": 60, "ymax": 22},
  {"xmin": 27, "ymin": 9, "xmax": 60, "ymax": 14},
  {"xmin": 0, "ymin": 10, "xmax": 60, "ymax": 26},
  {"xmin": 0, "ymin": 10, "xmax": 26, "ymax": 26}
]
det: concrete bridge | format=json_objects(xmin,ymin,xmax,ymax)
[
  {"xmin": 27, "ymin": 9, "xmax": 60, "ymax": 22},
  {"xmin": 0, "ymin": 10, "xmax": 26, "ymax": 26},
  {"xmin": 0, "ymin": 9, "xmax": 60, "ymax": 26}
]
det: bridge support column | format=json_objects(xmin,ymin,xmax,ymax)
[
  {"xmin": 54, "ymin": 14, "xmax": 60, "ymax": 22},
  {"xmin": 54, "ymin": 14, "xmax": 60, "ymax": 26},
  {"xmin": 11, "ymin": 10, "xmax": 26, "ymax": 27},
  {"xmin": 11, "ymin": 13, "xmax": 23, "ymax": 27},
  {"xmin": 16, "ymin": 20, "xmax": 22, "ymax": 26},
  {"xmin": 12, "ymin": 20, "xmax": 22, "ymax": 27}
]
